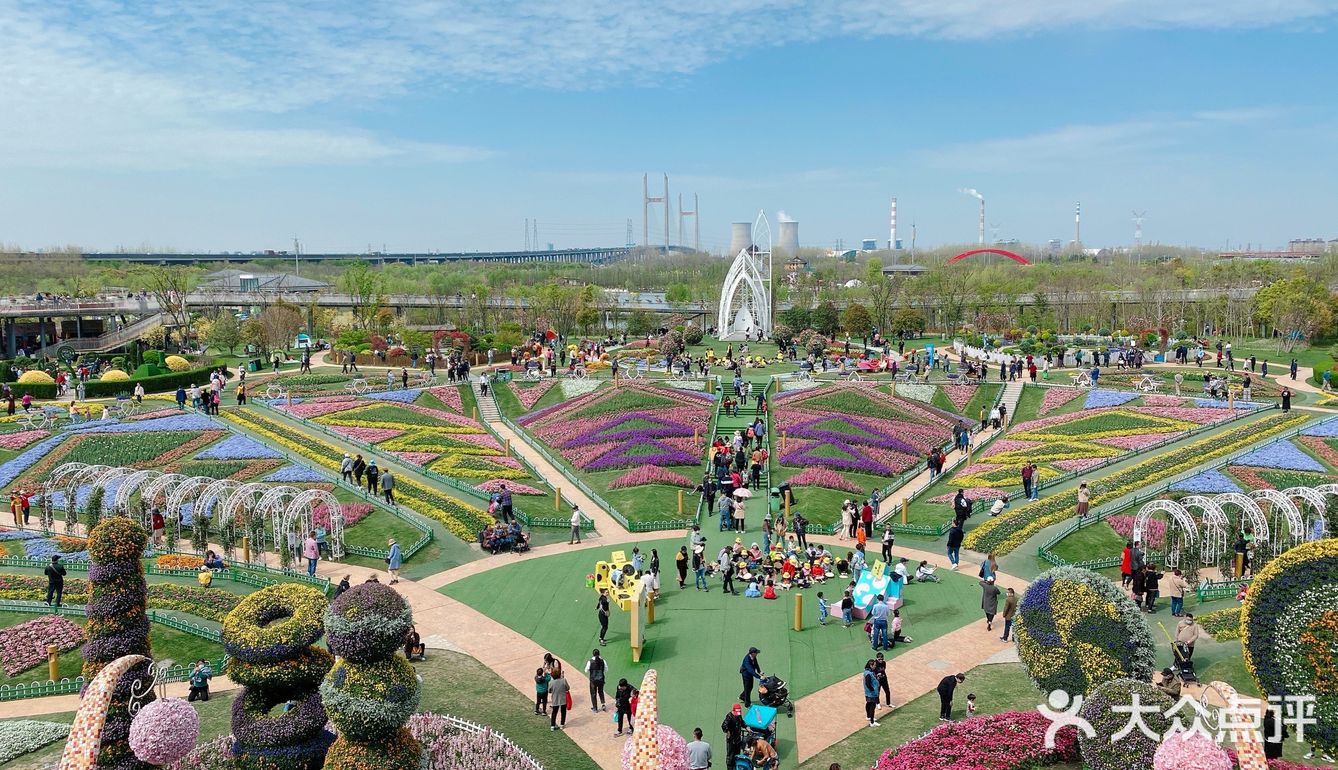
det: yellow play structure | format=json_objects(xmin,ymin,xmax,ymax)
[{"xmin": 593, "ymin": 552, "xmax": 641, "ymax": 611}]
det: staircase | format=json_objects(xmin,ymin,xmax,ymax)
[
  {"xmin": 1000, "ymin": 380, "xmax": 1025, "ymax": 419},
  {"xmin": 66, "ymin": 313, "xmax": 166, "ymax": 353},
  {"xmin": 474, "ymin": 380, "xmax": 501, "ymax": 422}
]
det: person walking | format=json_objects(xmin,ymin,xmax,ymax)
[
  {"xmin": 1021, "ymin": 464, "xmax": 1033, "ymax": 500},
  {"xmin": 386, "ymin": 538, "xmax": 402, "ymax": 584},
  {"xmin": 861, "ymin": 500, "xmax": 875, "ymax": 540},
  {"xmin": 881, "ymin": 527, "xmax": 894, "ymax": 565},
  {"xmin": 676, "ymin": 545, "xmax": 689, "ymax": 588},
  {"xmin": 739, "ymin": 647, "xmax": 763, "ymax": 707},
  {"xmin": 874, "ymin": 652, "xmax": 892, "ymax": 707},
  {"xmin": 1120, "ymin": 541, "xmax": 1134, "ymax": 588},
  {"xmin": 303, "ymin": 530, "xmax": 319, "ymax": 577},
  {"xmin": 1290, "ymin": 358, "xmax": 1299, "ymax": 381},
  {"xmin": 979, "ymin": 576, "xmax": 1001, "ymax": 631},
  {"xmin": 793, "ymin": 512, "xmax": 808, "ymax": 551},
  {"xmin": 1142, "ymin": 563, "xmax": 1163, "ymax": 612},
  {"xmin": 614, "ymin": 678, "xmax": 637, "ymax": 736},
  {"xmin": 44, "ymin": 554, "xmax": 66, "ymax": 607},
  {"xmin": 687, "ymin": 728, "xmax": 712, "ymax": 770},
  {"xmin": 1000, "ymin": 587, "xmax": 1018, "ymax": 641},
  {"xmin": 863, "ymin": 660, "xmax": 881, "ymax": 728},
  {"xmin": 946, "ymin": 520, "xmax": 964, "ymax": 570},
  {"xmin": 381, "ymin": 469, "xmax": 396, "ymax": 505},
  {"xmin": 352, "ymin": 454, "xmax": 366, "ymax": 486},
  {"xmin": 1175, "ymin": 614, "xmax": 1206, "ymax": 661},
  {"xmin": 953, "ymin": 489, "xmax": 972, "ymax": 521},
  {"xmin": 339, "ymin": 454, "xmax": 352, "ymax": 482},
  {"xmin": 721, "ymin": 704, "xmax": 745, "ymax": 765},
  {"xmin": 366, "ymin": 460, "xmax": 380, "ymax": 493},
  {"xmin": 569, "ymin": 505, "xmax": 583, "ymax": 544},
  {"xmin": 1281, "ymin": 387, "xmax": 1292, "ymax": 412},
  {"xmin": 1075, "ymin": 482, "xmax": 1090, "ymax": 521},
  {"xmin": 1166, "ymin": 568, "xmax": 1190, "ymax": 617},
  {"xmin": 498, "ymin": 484, "xmax": 514, "ymax": 523},
  {"xmin": 585, "ymin": 649, "xmax": 607, "ymax": 712},
  {"xmin": 596, "ymin": 589, "xmax": 610, "ymax": 646},
  {"xmin": 937, "ymin": 672, "xmax": 966, "ymax": 721},
  {"xmin": 548, "ymin": 670, "xmax": 571, "ymax": 730},
  {"xmin": 693, "ymin": 545, "xmax": 709, "ymax": 591}
]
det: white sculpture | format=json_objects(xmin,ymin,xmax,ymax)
[{"xmin": 717, "ymin": 211, "xmax": 772, "ymax": 341}]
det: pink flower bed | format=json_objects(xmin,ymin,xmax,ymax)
[
  {"xmin": 956, "ymin": 462, "xmax": 1000, "ymax": 477},
  {"xmin": 1299, "ymin": 436, "xmax": 1338, "ymax": 468},
  {"xmin": 313, "ymin": 502, "xmax": 374, "ymax": 529},
  {"xmin": 391, "ymin": 451, "xmax": 440, "ymax": 465},
  {"xmin": 875, "ymin": 711, "xmax": 1079, "ymax": 770},
  {"xmin": 0, "ymin": 430, "xmax": 48, "ymax": 450},
  {"xmin": 512, "ymin": 379, "xmax": 556, "ymax": 410},
  {"xmin": 325, "ymin": 425, "xmax": 406, "ymax": 443},
  {"xmin": 1141, "ymin": 394, "xmax": 1186, "ymax": 407},
  {"xmin": 787, "ymin": 467, "xmax": 864, "ymax": 493},
  {"xmin": 980, "ymin": 439, "xmax": 1044, "ymax": 458},
  {"xmin": 1226, "ymin": 465, "xmax": 1274, "ymax": 490},
  {"xmin": 1052, "ymin": 457, "xmax": 1106, "ymax": 472},
  {"xmin": 1107, "ymin": 514, "xmax": 1165, "ymax": 549},
  {"xmin": 928, "ymin": 487, "xmax": 1008, "ymax": 503},
  {"xmin": 427, "ymin": 386, "xmax": 464, "ymax": 414},
  {"xmin": 1040, "ymin": 387, "xmax": 1085, "ymax": 415},
  {"xmin": 127, "ymin": 408, "xmax": 180, "ymax": 421},
  {"xmin": 0, "ymin": 615, "xmax": 84, "ymax": 676},
  {"xmin": 475, "ymin": 479, "xmax": 546, "ymax": 495},
  {"xmin": 1094, "ymin": 433, "xmax": 1173, "ymax": 450},
  {"xmin": 607, "ymin": 464, "xmax": 695, "ymax": 490},
  {"xmin": 284, "ymin": 397, "xmax": 358, "ymax": 418},
  {"xmin": 940, "ymin": 384, "xmax": 976, "ymax": 411}
]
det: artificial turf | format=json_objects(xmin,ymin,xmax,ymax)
[{"xmin": 440, "ymin": 535, "xmax": 984, "ymax": 763}]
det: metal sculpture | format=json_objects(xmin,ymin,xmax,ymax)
[{"xmin": 717, "ymin": 211, "xmax": 772, "ymax": 341}]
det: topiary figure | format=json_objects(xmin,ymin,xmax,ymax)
[
  {"xmin": 1077, "ymin": 678, "xmax": 1174, "ymax": 770},
  {"xmin": 164, "ymin": 355, "xmax": 192, "ymax": 372},
  {"xmin": 320, "ymin": 583, "xmax": 421, "ymax": 770},
  {"xmin": 223, "ymin": 584, "xmax": 334, "ymax": 770},
  {"xmin": 81, "ymin": 516, "xmax": 156, "ymax": 770},
  {"xmin": 1015, "ymin": 566, "xmax": 1156, "ymax": 697}
]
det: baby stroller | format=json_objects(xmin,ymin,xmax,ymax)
[
  {"xmin": 757, "ymin": 675, "xmax": 793, "ymax": 717},
  {"xmin": 1172, "ymin": 643, "xmax": 1198, "ymax": 685}
]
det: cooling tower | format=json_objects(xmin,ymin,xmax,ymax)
[
  {"xmin": 729, "ymin": 222, "xmax": 753, "ymax": 256},
  {"xmin": 777, "ymin": 221, "xmax": 799, "ymax": 255}
]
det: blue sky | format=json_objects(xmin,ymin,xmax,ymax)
[{"xmin": 1, "ymin": 1, "xmax": 1336, "ymax": 253}]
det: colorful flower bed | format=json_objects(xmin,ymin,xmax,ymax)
[
  {"xmin": 262, "ymin": 465, "xmax": 332, "ymax": 483},
  {"xmin": 963, "ymin": 412, "xmax": 1307, "ymax": 554},
  {"xmin": 1106, "ymin": 515, "xmax": 1164, "ymax": 549},
  {"xmin": 608, "ymin": 464, "xmax": 695, "ymax": 490},
  {"xmin": 1168, "ymin": 468, "xmax": 1243, "ymax": 494},
  {"xmin": 0, "ymin": 529, "xmax": 90, "ymax": 561},
  {"xmin": 1040, "ymin": 387, "xmax": 1085, "ymax": 415},
  {"xmin": 1015, "ymin": 566, "xmax": 1157, "ymax": 696},
  {"xmin": 0, "ymin": 720, "xmax": 72, "ymax": 764},
  {"xmin": 1234, "ymin": 440, "xmax": 1328, "ymax": 472},
  {"xmin": 1084, "ymin": 389, "xmax": 1140, "ymax": 409},
  {"xmin": 0, "ymin": 429, "xmax": 49, "ymax": 450},
  {"xmin": 1241, "ymin": 538, "xmax": 1338, "ymax": 757},
  {"xmin": 223, "ymin": 409, "xmax": 490, "ymax": 540},
  {"xmin": 510, "ymin": 379, "xmax": 556, "ymax": 410},
  {"xmin": 194, "ymin": 434, "xmax": 284, "ymax": 460},
  {"xmin": 785, "ymin": 466, "xmax": 864, "ymax": 493},
  {"xmin": 407, "ymin": 712, "xmax": 547, "ymax": 770},
  {"xmin": 473, "ymin": 479, "xmax": 545, "ymax": 496},
  {"xmin": 1198, "ymin": 606, "xmax": 1242, "ymax": 641},
  {"xmin": 518, "ymin": 383, "xmax": 710, "ymax": 475},
  {"xmin": 0, "ymin": 573, "xmax": 240, "ymax": 621},
  {"xmin": 874, "ymin": 711, "xmax": 1079, "ymax": 770},
  {"xmin": 0, "ymin": 614, "xmax": 84, "ymax": 675},
  {"xmin": 1080, "ymin": 678, "xmax": 1174, "ymax": 770},
  {"xmin": 927, "ymin": 486, "xmax": 1008, "ymax": 504}
]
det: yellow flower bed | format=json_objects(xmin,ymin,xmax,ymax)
[{"xmin": 156, "ymin": 554, "xmax": 205, "ymax": 570}]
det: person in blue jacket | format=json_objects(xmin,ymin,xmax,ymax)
[
  {"xmin": 863, "ymin": 660, "xmax": 881, "ymax": 727},
  {"xmin": 739, "ymin": 647, "xmax": 763, "ymax": 707}
]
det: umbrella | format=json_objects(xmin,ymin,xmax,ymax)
[{"xmin": 733, "ymin": 488, "xmax": 753, "ymax": 499}]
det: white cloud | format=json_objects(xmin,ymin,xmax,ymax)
[{"xmin": 1, "ymin": 0, "xmax": 1334, "ymax": 169}]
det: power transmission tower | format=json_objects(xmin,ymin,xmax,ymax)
[{"xmin": 524, "ymin": 219, "xmax": 530, "ymax": 251}]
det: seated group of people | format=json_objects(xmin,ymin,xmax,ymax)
[
  {"xmin": 479, "ymin": 520, "xmax": 530, "ymax": 554},
  {"xmin": 723, "ymin": 539, "xmax": 842, "ymax": 597}
]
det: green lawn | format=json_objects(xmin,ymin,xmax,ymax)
[
  {"xmin": 0, "ymin": 650, "xmax": 599, "ymax": 770},
  {"xmin": 1046, "ymin": 520, "xmax": 1127, "ymax": 566},
  {"xmin": 440, "ymin": 536, "xmax": 985, "ymax": 765}
]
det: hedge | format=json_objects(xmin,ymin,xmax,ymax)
[
  {"xmin": 4, "ymin": 383, "xmax": 58, "ymax": 399},
  {"xmin": 82, "ymin": 363, "xmax": 231, "ymax": 398}
]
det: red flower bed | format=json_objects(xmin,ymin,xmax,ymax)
[{"xmin": 875, "ymin": 711, "xmax": 1079, "ymax": 770}]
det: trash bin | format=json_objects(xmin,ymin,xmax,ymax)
[
  {"xmin": 247, "ymin": 359, "xmax": 259, "ymax": 372},
  {"xmin": 497, "ymin": 369, "xmax": 513, "ymax": 383}
]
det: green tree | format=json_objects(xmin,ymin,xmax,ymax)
[
  {"xmin": 664, "ymin": 283, "xmax": 692, "ymax": 305},
  {"xmin": 811, "ymin": 301, "xmax": 841, "ymax": 337},
  {"xmin": 1251, "ymin": 276, "xmax": 1334, "ymax": 352},
  {"xmin": 779, "ymin": 307, "xmax": 811, "ymax": 330},
  {"xmin": 626, "ymin": 309, "xmax": 654, "ymax": 337},
  {"xmin": 204, "ymin": 312, "xmax": 242, "ymax": 354},
  {"xmin": 890, "ymin": 308, "xmax": 927, "ymax": 338},
  {"xmin": 843, "ymin": 303, "xmax": 873, "ymax": 338},
  {"xmin": 339, "ymin": 261, "xmax": 386, "ymax": 330},
  {"xmin": 576, "ymin": 306, "xmax": 600, "ymax": 334}
]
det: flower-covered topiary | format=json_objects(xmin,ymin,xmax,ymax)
[
  {"xmin": 1241, "ymin": 538, "xmax": 1338, "ymax": 757},
  {"xmin": 620, "ymin": 724, "xmax": 690, "ymax": 770},
  {"xmin": 128, "ymin": 698, "xmax": 200, "ymax": 765},
  {"xmin": 17, "ymin": 370, "xmax": 54, "ymax": 384},
  {"xmin": 223, "ymin": 583, "xmax": 334, "ymax": 770},
  {"xmin": 81, "ymin": 516, "xmax": 155, "ymax": 770},
  {"xmin": 1153, "ymin": 731, "xmax": 1232, "ymax": 770},
  {"xmin": 321, "ymin": 583, "xmax": 422, "ymax": 770},
  {"xmin": 164, "ymin": 355, "xmax": 192, "ymax": 372},
  {"xmin": 1077, "ymin": 678, "xmax": 1174, "ymax": 770},
  {"xmin": 100, "ymin": 370, "xmax": 131, "ymax": 382},
  {"xmin": 1015, "ymin": 566, "xmax": 1157, "ymax": 696}
]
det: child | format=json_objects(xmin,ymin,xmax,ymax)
[
  {"xmin": 745, "ymin": 580, "xmax": 762, "ymax": 598},
  {"xmin": 966, "ymin": 693, "xmax": 977, "ymax": 716},
  {"xmin": 841, "ymin": 590, "xmax": 854, "ymax": 627},
  {"xmin": 762, "ymin": 579, "xmax": 778, "ymax": 600},
  {"xmin": 915, "ymin": 560, "xmax": 940, "ymax": 583},
  {"xmin": 534, "ymin": 668, "xmax": 551, "ymax": 714},
  {"xmin": 817, "ymin": 591, "xmax": 829, "ymax": 625}
]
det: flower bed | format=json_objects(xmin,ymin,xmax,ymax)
[
  {"xmin": 407, "ymin": 712, "xmax": 546, "ymax": 770},
  {"xmin": 1241, "ymin": 538, "xmax": 1338, "ymax": 757},
  {"xmin": 262, "ymin": 465, "xmax": 333, "ymax": 483},
  {"xmin": 1084, "ymin": 389, "xmax": 1140, "ymax": 409},
  {"xmin": 0, "ymin": 720, "xmax": 72, "ymax": 764},
  {"xmin": 1198, "ymin": 606, "xmax": 1242, "ymax": 641},
  {"xmin": 1040, "ymin": 386, "xmax": 1085, "ymax": 415},
  {"xmin": 874, "ymin": 711, "xmax": 1079, "ymax": 770},
  {"xmin": 1107, "ymin": 515, "xmax": 1164, "ymax": 550},
  {"xmin": 1234, "ymin": 441, "xmax": 1328, "ymax": 472},
  {"xmin": 927, "ymin": 486, "xmax": 1008, "ymax": 504},
  {"xmin": 473, "ymin": 479, "xmax": 546, "ymax": 496},
  {"xmin": 607, "ymin": 464, "xmax": 695, "ymax": 490},
  {"xmin": 510, "ymin": 379, "xmax": 556, "ymax": 410},
  {"xmin": 0, "ymin": 573, "xmax": 240, "ymax": 621},
  {"xmin": 156, "ymin": 554, "xmax": 205, "ymax": 570},
  {"xmin": 963, "ymin": 412, "xmax": 1307, "ymax": 554},
  {"xmin": 0, "ymin": 429, "xmax": 49, "ymax": 450},
  {"xmin": 195, "ymin": 434, "xmax": 284, "ymax": 461},
  {"xmin": 785, "ymin": 467, "xmax": 864, "ymax": 493},
  {"xmin": 0, "ymin": 614, "xmax": 84, "ymax": 675}
]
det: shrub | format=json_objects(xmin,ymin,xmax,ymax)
[
  {"xmin": 164, "ymin": 355, "xmax": 192, "ymax": 372},
  {"xmin": 17, "ymin": 370, "xmax": 53, "ymax": 384},
  {"xmin": 82, "ymin": 363, "xmax": 230, "ymax": 398},
  {"xmin": 143, "ymin": 351, "xmax": 164, "ymax": 365},
  {"xmin": 1078, "ymin": 679, "xmax": 1173, "ymax": 770},
  {"xmin": 100, "ymin": 369, "xmax": 130, "ymax": 381}
]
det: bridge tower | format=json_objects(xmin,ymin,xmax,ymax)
[
  {"xmin": 678, "ymin": 192, "xmax": 699, "ymax": 251},
  {"xmin": 643, "ymin": 173, "xmax": 669, "ymax": 250}
]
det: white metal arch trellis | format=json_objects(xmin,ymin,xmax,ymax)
[
  {"xmin": 257, "ymin": 486, "xmax": 301, "ymax": 558},
  {"xmin": 140, "ymin": 473, "xmax": 188, "ymax": 532},
  {"xmin": 111, "ymin": 469, "xmax": 161, "ymax": 514},
  {"xmin": 1133, "ymin": 499, "xmax": 1199, "ymax": 567},
  {"xmin": 218, "ymin": 482, "xmax": 270, "ymax": 529},
  {"xmin": 197, "ymin": 479, "xmax": 244, "ymax": 560},
  {"xmin": 166, "ymin": 476, "xmax": 213, "ymax": 525},
  {"xmin": 1215, "ymin": 492, "xmax": 1270, "ymax": 545},
  {"xmin": 285, "ymin": 489, "xmax": 346, "ymax": 559},
  {"xmin": 91, "ymin": 467, "xmax": 135, "ymax": 514},
  {"xmin": 1179, "ymin": 495, "xmax": 1230, "ymax": 564},
  {"xmin": 42, "ymin": 463, "xmax": 91, "ymax": 533},
  {"xmin": 1251, "ymin": 489, "xmax": 1306, "ymax": 553},
  {"xmin": 717, "ymin": 211, "xmax": 772, "ymax": 341}
]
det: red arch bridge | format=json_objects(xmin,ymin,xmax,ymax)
[{"xmin": 946, "ymin": 248, "xmax": 1032, "ymax": 265}]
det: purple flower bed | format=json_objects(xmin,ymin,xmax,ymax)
[
  {"xmin": 195, "ymin": 435, "xmax": 283, "ymax": 460},
  {"xmin": 68, "ymin": 413, "xmax": 216, "ymax": 434},
  {"xmin": 1083, "ymin": 389, "xmax": 1139, "ymax": 409},
  {"xmin": 364, "ymin": 388, "xmax": 424, "ymax": 403},
  {"xmin": 584, "ymin": 441, "xmax": 699, "ymax": 471},
  {"xmin": 783, "ymin": 417, "xmax": 923, "ymax": 454},
  {"xmin": 0, "ymin": 435, "xmax": 66, "ymax": 489},
  {"xmin": 1193, "ymin": 399, "xmax": 1256, "ymax": 409},
  {"xmin": 1168, "ymin": 468, "xmax": 1242, "ymax": 494},
  {"xmin": 261, "ymin": 465, "xmax": 330, "ymax": 483},
  {"xmin": 551, "ymin": 412, "xmax": 703, "ymax": 449},
  {"xmin": 1302, "ymin": 417, "xmax": 1338, "ymax": 437},
  {"xmin": 1234, "ymin": 441, "xmax": 1327, "ymax": 472}
]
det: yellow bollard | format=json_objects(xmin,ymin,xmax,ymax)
[
  {"xmin": 891, "ymin": 381, "xmax": 896, "ymax": 397},
  {"xmin": 504, "ymin": 437, "xmax": 511, "ymax": 455},
  {"xmin": 794, "ymin": 592, "xmax": 803, "ymax": 632},
  {"xmin": 678, "ymin": 490, "xmax": 684, "ymax": 516},
  {"xmin": 555, "ymin": 488, "xmax": 562, "ymax": 511},
  {"xmin": 693, "ymin": 427, "xmax": 699, "ymax": 446},
  {"xmin": 647, "ymin": 596, "xmax": 656, "ymax": 625},
  {"xmin": 48, "ymin": 644, "xmax": 59, "ymax": 681},
  {"xmin": 901, "ymin": 500, "xmax": 908, "ymax": 525},
  {"xmin": 781, "ymin": 431, "xmax": 787, "ymax": 451},
  {"xmin": 1228, "ymin": 389, "xmax": 1234, "ymax": 410},
  {"xmin": 242, "ymin": 536, "xmax": 251, "ymax": 564},
  {"xmin": 1235, "ymin": 553, "xmax": 1244, "ymax": 578},
  {"xmin": 473, "ymin": 406, "xmax": 478, "ymax": 420},
  {"xmin": 784, "ymin": 494, "xmax": 790, "ymax": 519},
  {"xmin": 968, "ymin": 444, "xmax": 973, "ymax": 464}
]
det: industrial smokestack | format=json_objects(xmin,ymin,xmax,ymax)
[
  {"xmin": 777, "ymin": 219, "xmax": 799, "ymax": 255},
  {"xmin": 958, "ymin": 189, "xmax": 985, "ymax": 246},
  {"xmin": 729, "ymin": 222, "xmax": 753, "ymax": 257},
  {"xmin": 889, "ymin": 198, "xmax": 898, "ymax": 250}
]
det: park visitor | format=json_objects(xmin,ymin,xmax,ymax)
[
  {"xmin": 569, "ymin": 505, "xmax": 583, "ymax": 544},
  {"xmin": 863, "ymin": 660, "xmax": 881, "ymax": 727},
  {"xmin": 386, "ymin": 537, "xmax": 402, "ymax": 583},
  {"xmin": 979, "ymin": 576, "xmax": 1001, "ymax": 631},
  {"xmin": 687, "ymin": 728, "xmax": 712, "ymax": 770},
  {"xmin": 585, "ymin": 649, "xmax": 607, "ymax": 712},
  {"xmin": 937, "ymin": 672, "xmax": 966, "ymax": 721}
]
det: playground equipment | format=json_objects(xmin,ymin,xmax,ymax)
[{"xmin": 849, "ymin": 559, "xmax": 903, "ymax": 619}]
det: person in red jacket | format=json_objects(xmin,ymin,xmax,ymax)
[{"xmin": 1120, "ymin": 541, "xmax": 1133, "ymax": 588}]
